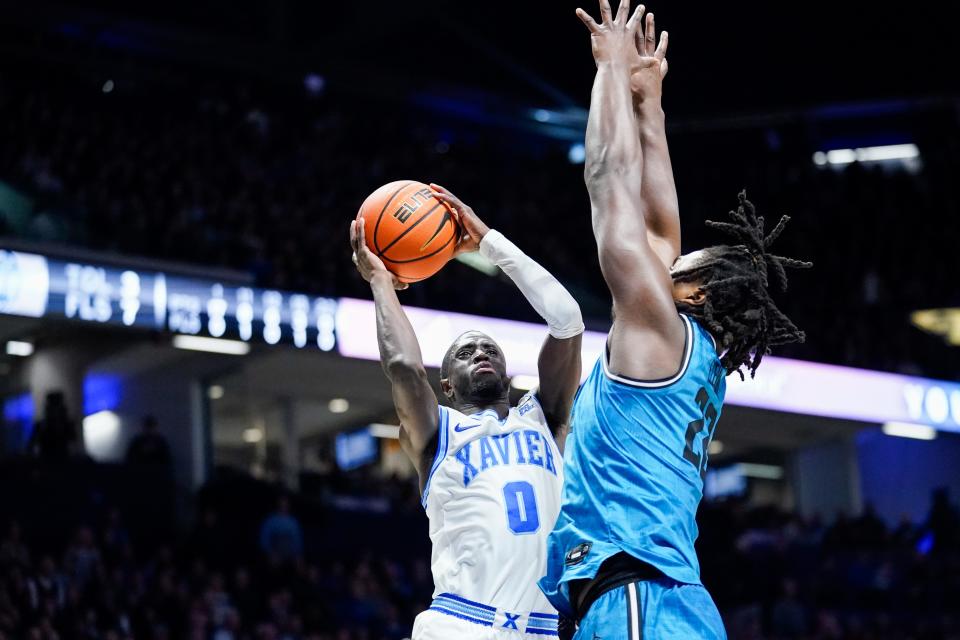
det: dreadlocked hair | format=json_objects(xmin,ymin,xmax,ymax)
[{"xmin": 672, "ymin": 191, "xmax": 812, "ymax": 379}]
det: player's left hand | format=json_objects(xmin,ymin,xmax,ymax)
[
  {"xmin": 429, "ymin": 183, "xmax": 490, "ymax": 257},
  {"xmin": 630, "ymin": 11, "xmax": 668, "ymax": 101}
]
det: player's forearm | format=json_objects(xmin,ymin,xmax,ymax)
[
  {"xmin": 584, "ymin": 62, "xmax": 642, "ymax": 187},
  {"xmin": 480, "ymin": 231, "xmax": 584, "ymax": 339},
  {"xmin": 636, "ymin": 100, "xmax": 681, "ymax": 256},
  {"xmin": 370, "ymin": 273, "xmax": 426, "ymax": 379}
]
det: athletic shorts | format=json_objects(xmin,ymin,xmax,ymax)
[{"xmin": 574, "ymin": 578, "xmax": 726, "ymax": 640}]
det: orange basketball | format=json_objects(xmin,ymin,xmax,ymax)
[{"xmin": 357, "ymin": 180, "xmax": 460, "ymax": 283}]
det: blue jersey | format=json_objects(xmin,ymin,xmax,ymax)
[{"xmin": 539, "ymin": 314, "xmax": 726, "ymax": 617}]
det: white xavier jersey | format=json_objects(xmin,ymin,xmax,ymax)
[{"xmin": 421, "ymin": 393, "xmax": 564, "ymax": 616}]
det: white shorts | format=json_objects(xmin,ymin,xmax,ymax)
[{"xmin": 412, "ymin": 609, "xmax": 529, "ymax": 640}]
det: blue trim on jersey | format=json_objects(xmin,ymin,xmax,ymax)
[
  {"xmin": 429, "ymin": 605, "xmax": 493, "ymax": 627},
  {"xmin": 431, "ymin": 593, "xmax": 496, "ymax": 626},
  {"xmin": 420, "ymin": 407, "xmax": 449, "ymax": 508},
  {"xmin": 429, "ymin": 593, "xmax": 559, "ymax": 635},
  {"xmin": 436, "ymin": 592, "xmax": 497, "ymax": 612},
  {"xmin": 527, "ymin": 613, "xmax": 561, "ymax": 635},
  {"xmin": 601, "ymin": 314, "xmax": 694, "ymax": 388},
  {"xmin": 529, "ymin": 612, "xmax": 560, "ymax": 620}
]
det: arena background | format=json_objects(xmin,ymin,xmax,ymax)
[{"xmin": 1, "ymin": 1, "xmax": 959, "ymax": 638}]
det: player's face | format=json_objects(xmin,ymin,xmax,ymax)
[{"xmin": 446, "ymin": 332, "xmax": 509, "ymax": 403}]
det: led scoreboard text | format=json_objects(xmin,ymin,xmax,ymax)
[{"xmin": 0, "ymin": 249, "xmax": 337, "ymax": 350}]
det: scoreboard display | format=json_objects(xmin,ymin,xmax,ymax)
[{"xmin": 0, "ymin": 248, "xmax": 338, "ymax": 351}]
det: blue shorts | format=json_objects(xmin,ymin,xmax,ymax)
[{"xmin": 574, "ymin": 578, "xmax": 726, "ymax": 640}]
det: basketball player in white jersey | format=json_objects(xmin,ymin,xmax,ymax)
[{"xmin": 350, "ymin": 183, "xmax": 584, "ymax": 639}]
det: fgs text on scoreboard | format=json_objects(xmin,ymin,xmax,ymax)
[{"xmin": 0, "ymin": 249, "xmax": 337, "ymax": 350}]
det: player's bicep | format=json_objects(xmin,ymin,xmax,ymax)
[
  {"xmin": 388, "ymin": 363, "xmax": 439, "ymax": 458},
  {"xmin": 591, "ymin": 185, "xmax": 678, "ymax": 330}
]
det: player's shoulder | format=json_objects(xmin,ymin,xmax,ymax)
[
  {"xmin": 439, "ymin": 404, "xmax": 469, "ymax": 427},
  {"xmin": 514, "ymin": 391, "xmax": 543, "ymax": 419}
]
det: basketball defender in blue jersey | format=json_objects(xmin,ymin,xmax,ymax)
[{"xmin": 540, "ymin": 3, "xmax": 811, "ymax": 639}]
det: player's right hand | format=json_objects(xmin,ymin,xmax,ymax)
[
  {"xmin": 630, "ymin": 11, "xmax": 668, "ymax": 102},
  {"xmin": 350, "ymin": 218, "xmax": 408, "ymax": 290},
  {"xmin": 576, "ymin": 0, "xmax": 645, "ymax": 67},
  {"xmin": 429, "ymin": 183, "xmax": 490, "ymax": 257}
]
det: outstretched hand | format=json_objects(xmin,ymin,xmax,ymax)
[
  {"xmin": 630, "ymin": 11, "xmax": 669, "ymax": 101},
  {"xmin": 576, "ymin": 0, "xmax": 646, "ymax": 67},
  {"xmin": 350, "ymin": 218, "xmax": 408, "ymax": 290},
  {"xmin": 429, "ymin": 183, "xmax": 490, "ymax": 257}
]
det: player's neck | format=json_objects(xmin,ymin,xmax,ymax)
[{"xmin": 454, "ymin": 398, "xmax": 510, "ymax": 420}]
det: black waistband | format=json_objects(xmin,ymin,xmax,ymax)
[{"xmin": 570, "ymin": 552, "xmax": 664, "ymax": 622}]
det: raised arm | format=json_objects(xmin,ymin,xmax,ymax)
[
  {"xmin": 632, "ymin": 12, "xmax": 678, "ymax": 269},
  {"xmin": 431, "ymin": 185, "xmax": 583, "ymax": 450},
  {"xmin": 350, "ymin": 219, "xmax": 439, "ymax": 482},
  {"xmin": 578, "ymin": 0, "xmax": 686, "ymax": 379}
]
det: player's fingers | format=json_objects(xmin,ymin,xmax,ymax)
[
  {"xmin": 447, "ymin": 207, "xmax": 465, "ymax": 229},
  {"xmin": 599, "ymin": 0, "xmax": 612, "ymax": 23},
  {"xmin": 430, "ymin": 185, "xmax": 468, "ymax": 214},
  {"xmin": 661, "ymin": 56, "xmax": 668, "ymax": 77},
  {"xmin": 644, "ymin": 13, "xmax": 656, "ymax": 56},
  {"xmin": 430, "ymin": 190, "xmax": 454, "ymax": 210},
  {"xmin": 575, "ymin": 8, "xmax": 601, "ymax": 33},
  {"xmin": 349, "ymin": 220, "xmax": 360, "ymax": 254},
  {"xmin": 655, "ymin": 29, "xmax": 669, "ymax": 61},
  {"xmin": 429, "ymin": 183, "xmax": 462, "ymax": 206},
  {"xmin": 615, "ymin": 0, "xmax": 630, "ymax": 25},
  {"xmin": 626, "ymin": 3, "xmax": 645, "ymax": 36},
  {"xmin": 356, "ymin": 217, "xmax": 368, "ymax": 251}
]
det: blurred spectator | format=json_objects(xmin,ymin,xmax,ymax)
[
  {"xmin": 770, "ymin": 579, "xmax": 808, "ymax": 638},
  {"xmin": 28, "ymin": 392, "xmax": 77, "ymax": 461},
  {"xmin": 0, "ymin": 522, "xmax": 30, "ymax": 571},
  {"xmin": 925, "ymin": 487, "xmax": 960, "ymax": 553},
  {"xmin": 26, "ymin": 555, "xmax": 66, "ymax": 613},
  {"xmin": 125, "ymin": 415, "xmax": 172, "ymax": 469},
  {"xmin": 186, "ymin": 507, "xmax": 230, "ymax": 571},
  {"xmin": 62, "ymin": 527, "xmax": 101, "ymax": 592},
  {"xmin": 100, "ymin": 509, "xmax": 131, "ymax": 564},
  {"xmin": 259, "ymin": 496, "xmax": 303, "ymax": 565}
]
